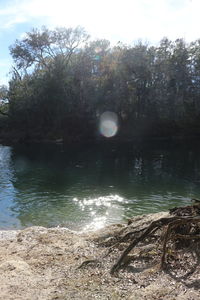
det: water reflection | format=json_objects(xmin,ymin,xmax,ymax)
[
  {"xmin": 0, "ymin": 145, "xmax": 19, "ymax": 228},
  {"xmin": 0, "ymin": 141, "xmax": 200, "ymax": 230},
  {"xmin": 73, "ymin": 194, "xmax": 125, "ymax": 230}
]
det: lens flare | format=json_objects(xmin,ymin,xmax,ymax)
[{"xmin": 99, "ymin": 111, "xmax": 118, "ymax": 138}]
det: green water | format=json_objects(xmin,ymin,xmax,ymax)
[{"xmin": 1, "ymin": 140, "xmax": 200, "ymax": 230}]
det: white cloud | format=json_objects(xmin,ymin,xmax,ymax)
[
  {"xmin": 0, "ymin": 0, "xmax": 199, "ymax": 43},
  {"xmin": 3, "ymin": 16, "xmax": 28, "ymax": 29}
]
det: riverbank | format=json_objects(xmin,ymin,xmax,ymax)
[
  {"xmin": 0, "ymin": 212, "xmax": 199, "ymax": 300},
  {"xmin": 1, "ymin": 118, "xmax": 200, "ymax": 146}
]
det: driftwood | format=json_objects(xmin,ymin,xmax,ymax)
[{"xmin": 111, "ymin": 200, "xmax": 200, "ymax": 274}]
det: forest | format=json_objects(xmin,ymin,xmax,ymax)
[{"xmin": 0, "ymin": 26, "xmax": 200, "ymax": 143}]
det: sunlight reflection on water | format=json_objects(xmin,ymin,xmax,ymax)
[
  {"xmin": 73, "ymin": 194, "xmax": 126, "ymax": 231},
  {"xmin": 84, "ymin": 216, "xmax": 107, "ymax": 231}
]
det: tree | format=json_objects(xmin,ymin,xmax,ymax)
[
  {"xmin": 10, "ymin": 26, "xmax": 89, "ymax": 72},
  {"xmin": 0, "ymin": 85, "xmax": 9, "ymax": 116},
  {"xmin": 3, "ymin": 27, "xmax": 200, "ymax": 142},
  {"xmin": 8, "ymin": 27, "xmax": 91, "ymax": 140}
]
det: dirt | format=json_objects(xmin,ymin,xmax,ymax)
[{"xmin": 0, "ymin": 212, "xmax": 199, "ymax": 300}]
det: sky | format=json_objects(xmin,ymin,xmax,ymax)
[{"xmin": 0, "ymin": 0, "xmax": 200, "ymax": 85}]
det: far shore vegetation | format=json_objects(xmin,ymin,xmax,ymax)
[{"xmin": 1, "ymin": 26, "xmax": 200, "ymax": 143}]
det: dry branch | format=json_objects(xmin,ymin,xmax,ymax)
[{"xmin": 111, "ymin": 215, "xmax": 200, "ymax": 274}]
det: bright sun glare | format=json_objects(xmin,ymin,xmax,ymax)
[{"xmin": 99, "ymin": 111, "xmax": 119, "ymax": 138}]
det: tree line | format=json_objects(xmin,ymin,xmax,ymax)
[{"xmin": 1, "ymin": 26, "xmax": 200, "ymax": 143}]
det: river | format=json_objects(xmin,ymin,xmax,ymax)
[{"xmin": 0, "ymin": 140, "xmax": 200, "ymax": 230}]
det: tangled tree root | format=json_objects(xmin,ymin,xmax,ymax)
[{"xmin": 111, "ymin": 201, "xmax": 200, "ymax": 274}]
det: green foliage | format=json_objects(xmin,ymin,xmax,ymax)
[{"xmin": 2, "ymin": 27, "xmax": 200, "ymax": 142}]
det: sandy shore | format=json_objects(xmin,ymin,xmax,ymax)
[{"xmin": 0, "ymin": 212, "xmax": 199, "ymax": 300}]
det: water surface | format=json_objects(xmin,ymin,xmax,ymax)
[{"xmin": 0, "ymin": 140, "xmax": 200, "ymax": 230}]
